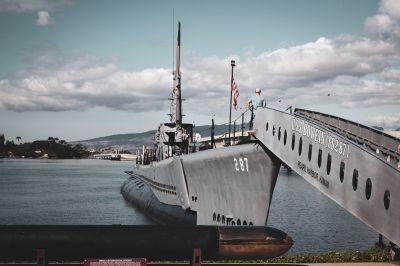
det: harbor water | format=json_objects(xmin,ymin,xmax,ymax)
[{"xmin": 0, "ymin": 158, "xmax": 378, "ymax": 253}]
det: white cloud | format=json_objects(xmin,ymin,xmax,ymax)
[
  {"xmin": 379, "ymin": 0, "xmax": 400, "ymax": 20},
  {"xmin": 236, "ymin": 36, "xmax": 395, "ymax": 90},
  {"xmin": 364, "ymin": 113, "xmax": 400, "ymax": 129},
  {"xmin": 0, "ymin": 50, "xmax": 172, "ymax": 112},
  {"xmin": 0, "ymin": 0, "xmax": 70, "ymax": 26},
  {"xmin": 364, "ymin": 0, "xmax": 400, "ymax": 46},
  {"xmin": 0, "ymin": 0, "xmax": 69, "ymax": 12},
  {"xmin": 0, "ymin": 0, "xmax": 399, "ymax": 116},
  {"xmin": 380, "ymin": 68, "xmax": 400, "ymax": 80},
  {"xmin": 36, "ymin": 11, "xmax": 53, "ymax": 26}
]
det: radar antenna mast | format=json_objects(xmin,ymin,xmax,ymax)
[
  {"xmin": 170, "ymin": 22, "xmax": 182, "ymax": 125},
  {"xmin": 156, "ymin": 21, "xmax": 192, "ymax": 159}
]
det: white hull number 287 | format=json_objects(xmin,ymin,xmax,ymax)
[{"xmin": 234, "ymin": 157, "xmax": 249, "ymax": 172}]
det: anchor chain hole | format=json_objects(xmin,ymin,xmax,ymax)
[
  {"xmin": 291, "ymin": 133, "xmax": 295, "ymax": 150},
  {"xmin": 318, "ymin": 149, "xmax": 322, "ymax": 168},
  {"xmin": 365, "ymin": 178, "xmax": 372, "ymax": 200},
  {"xmin": 340, "ymin": 161, "xmax": 345, "ymax": 183},
  {"xmin": 326, "ymin": 153, "xmax": 332, "ymax": 175},
  {"xmin": 278, "ymin": 127, "xmax": 281, "ymax": 140},
  {"xmin": 298, "ymin": 137, "xmax": 303, "ymax": 156},
  {"xmin": 283, "ymin": 130, "xmax": 287, "ymax": 145},
  {"xmin": 384, "ymin": 190, "xmax": 390, "ymax": 210},
  {"xmin": 352, "ymin": 169, "xmax": 358, "ymax": 191}
]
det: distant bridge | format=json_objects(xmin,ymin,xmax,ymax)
[{"xmin": 253, "ymin": 107, "xmax": 400, "ymax": 246}]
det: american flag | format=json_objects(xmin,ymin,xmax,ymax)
[{"xmin": 231, "ymin": 79, "xmax": 239, "ymax": 110}]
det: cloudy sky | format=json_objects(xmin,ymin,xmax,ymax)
[{"xmin": 0, "ymin": 0, "xmax": 399, "ymax": 141}]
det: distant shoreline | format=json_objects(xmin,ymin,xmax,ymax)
[{"xmin": 0, "ymin": 138, "xmax": 90, "ymax": 159}]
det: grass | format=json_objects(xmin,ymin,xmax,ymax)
[
  {"xmin": 149, "ymin": 245, "xmax": 397, "ymax": 264},
  {"xmin": 262, "ymin": 246, "xmax": 392, "ymax": 263},
  {"xmin": 210, "ymin": 246, "xmax": 393, "ymax": 264}
]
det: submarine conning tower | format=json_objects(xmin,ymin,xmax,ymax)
[
  {"xmin": 252, "ymin": 106, "xmax": 400, "ymax": 247},
  {"xmin": 155, "ymin": 22, "xmax": 193, "ymax": 159}
]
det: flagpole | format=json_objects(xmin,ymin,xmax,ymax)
[{"xmin": 228, "ymin": 60, "xmax": 236, "ymax": 146}]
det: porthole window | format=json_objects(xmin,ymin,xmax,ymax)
[
  {"xmin": 384, "ymin": 190, "xmax": 390, "ymax": 210},
  {"xmin": 340, "ymin": 161, "xmax": 345, "ymax": 183},
  {"xmin": 308, "ymin": 144, "xmax": 312, "ymax": 161},
  {"xmin": 298, "ymin": 137, "xmax": 303, "ymax": 156},
  {"xmin": 291, "ymin": 133, "xmax": 296, "ymax": 150},
  {"xmin": 266, "ymin": 122, "xmax": 269, "ymax": 132},
  {"xmin": 222, "ymin": 215, "xmax": 225, "ymax": 224},
  {"xmin": 213, "ymin": 213, "xmax": 216, "ymax": 221},
  {"xmin": 278, "ymin": 127, "xmax": 281, "ymax": 140},
  {"xmin": 272, "ymin": 126, "xmax": 275, "ymax": 136},
  {"xmin": 283, "ymin": 130, "xmax": 287, "ymax": 145},
  {"xmin": 318, "ymin": 149, "xmax": 322, "ymax": 168},
  {"xmin": 352, "ymin": 169, "xmax": 358, "ymax": 191},
  {"xmin": 365, "ymin": 178, "xmax": 372, "ymax": 200},
  {"xmin": 327, "ymin": 153, "xmax": 332, "ymax": 175},
  {"xmin": 217, "ymin": 214, "xmax": 221, "ymax": 222},
  {"xmin": 237, "ymin": 219, "xmax": 241, "ymax": 226}
]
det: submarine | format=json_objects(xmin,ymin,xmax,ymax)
[{"xmin": 121, "ymin": 22, "xmax": 292, "ymax": 259}]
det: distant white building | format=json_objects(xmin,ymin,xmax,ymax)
[{"xmin": 197, "ymin": 131, "xmax": 251, "ymax": 149}]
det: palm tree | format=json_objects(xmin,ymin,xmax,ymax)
[{"xmin": 16, "ymin": 136, "xmax": 21, "ymax": 143}]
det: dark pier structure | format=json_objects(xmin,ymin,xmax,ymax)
[{"xmin": 0, "ymin": 225, "xmax": 292, "ymax": 262}]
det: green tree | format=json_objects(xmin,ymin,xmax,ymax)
[
  {"xmin": 5, "ymin": 140, "xmax": 15, "ymax": 146},
  {"xmin": 0, "ymin": 134, "xmax": 5, "ymax": 146}
]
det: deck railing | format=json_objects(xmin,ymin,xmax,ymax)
[{"xmin": 294, "ymin": 108, "xmax": 400, "ymax": 167}]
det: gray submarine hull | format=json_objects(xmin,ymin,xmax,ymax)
[
  {"xmin": 121, "ymin": 174, "xmax": 196, "ymax": 225},
  {"xmin": 121, "ymin": 142, "xmax": 281, "ymax": 226},
  {"xmin": 120, "ymin": 143, "xmax": 294, "ymax": 259}
]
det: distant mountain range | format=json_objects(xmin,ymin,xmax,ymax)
[
  {"xmin": 73, "ymin": 123, "xmax": 245, "ymax": 152},
  {"xmin": 73, "ymin": 123, "xmax": 399, "ymax": 152}
]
